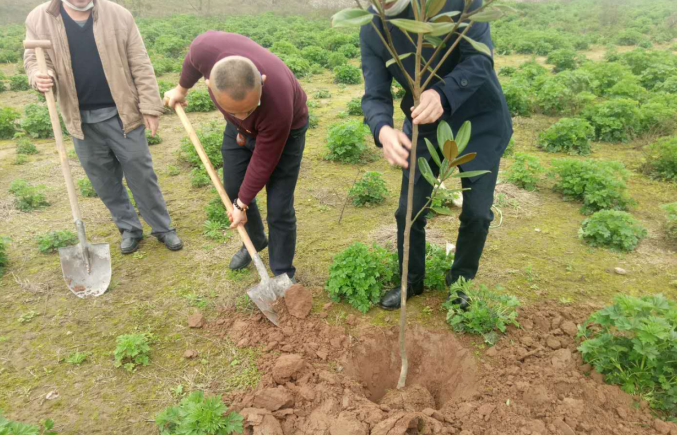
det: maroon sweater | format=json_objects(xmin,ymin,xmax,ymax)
[{"xmin": 179, "ymin": 31, "xmax": 308, "ymax": 205}]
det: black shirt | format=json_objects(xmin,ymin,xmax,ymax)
[{"xmin": 61, "ymin": 6, "xmax": 116, "ymax": 110}]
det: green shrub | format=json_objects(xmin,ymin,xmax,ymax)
[
  {"xmin": 146, "ymin": 131, "xmax": 162, "ymax": 145},
  {"xmin": 333, "ymin": 64, "xmax": 362, "ymax": 85},
  {"xmin": 327, "ymin": 52, "xmax": 348, "ymax": 69},
  {"xmin": 185, "ymin": 89, "xmax": 216, "ymax": 113},
  {"xmin": 314, "ymin": 89, "xmax": 332, "ymax": 99},
  {"xmin": 9, "ymin": 74, "xmax": 30, "ymax": 91},
  {"xmin": 281, "ymin": 55, "xmax": 312, "ymax": 78},
  {"xmin": 639, "ymin": 64, "xmax": 677, "ymax": 91},
  {"xmin": 498, "ymin": 66, "xmax": 516, "ymax": 77},
  {"xmin": 325, "ymin": 120, "xmax": 369, "ymax": 163},
  {"xmin": 150, "ymin": 54, "xmax": 182, "ymax": 75},
  {"xmin": 546, "ymin": 49, "xmax": 580, "ymax": 72},
  {"xmin": 615, "ymin": 29, "xmax": 643, "ymax": 46},
  {"xmin": 640, "ymin": 101, "xmax": 677, "ymax": 136},
  {"xmin": 661, "ymin": 202, "xmax": 677, "ymax": 239},
  {"xmin": 0, "ymin": 411, "xmax": 56, "ymax": 435},
  {"xmin": 538, "ymin": 118, "xmax": 593, "ymax": 155},
  {"xmin": 114, "ymin": 333, "xmax": 152, "ymax": 372},
  {"xmin": 190, "ymin": 168, "xmax": 210, "ymax": 188},
  {"xmin": 578, "ymin": 294, "xmax": 677, "ymax": 414},
  {"xmin": 551, "ymin": 159, "xmax": 633, "ymax": 214},
  {"xmin": 154, "ymin": 35, "xmax": 188, "ymax": 57},
  {"xmin": 13, "ymin": 155, "xmax": 28, "ymax": 165},
  {"xmin": 301, "ymin": 46, "xmax": 329, "ymax": 67},
  {"xmin": 442, "ymin": 278, "xmax": 520, "ymax": 346},
  {"xmin": 579, "ymin": 210, "xmax": 646, "ymax": 251},
  {"xmin": 424, "ymin": 243, "xmax": 454, "ymax": 291},
  {"xmin": 642, "ymin": 137, "xmax": 677, "ymax": 182},
  {"xmin": 37, "ymin": 230, "xmax": 78, "ymax": 254},
  {"xmin": 156, "ymin": 391, "xmax": 244, "ymax": 435},
  {"xmin": 607, "ymin": 79, "xmax": 649, "ymax": 102},
  {"xmin": 0, "ymin": 237, "xmax": 8, "ymax": 278},
  {"xmin": 502, "ymin": 80, "xmax": 533, "ymax": 117},
  {"xmin": 157, "ymin": 80, "xmax": 175, "ymax": 99},
  {"xmin": 205, "ymin": 195, "xmax": 231, "ymax": 229},
  {"xmin": 349, "ymin": 171, "xmax": 387, "ymax": 206},
  {"xmin": 534, "ymin": 79, "xmax": 577, "ymax": 115},
  {"xmin": 658, "ymin": 76, "xmax": 677, "ymax": 94},
  {"xmin": 347, "ymin": 97, "xmax": 362, "ymax": 116},
  {"xmin": 77, "ymin": 178, "xmax": 97, "ymax": 198},
  {"xmin": 21, "ymin": 104, "xmax": 66, "ymax": 139},
  {"xmin": 15, "ymin": 137, "xmax": 38, "ymax": 155},
  {"xmin": 325, "ymin": 242, "xmax": 398, "ymax": 313},
  {"xmin": 338, "ymin": 43, "xmax": 359, "ymax": 59},
  {"xmin": 506, "ymin": 153, "xmax": 543, "ymax": 191},
  {"xmin": 515, "ymin": 60, "xmax": 548, "ymax": 83},
  {"xmin": 582, "ymin": 99, "xmax": 642, "ymax": 142},
  {"xmin": 581, "ymin": 62, "xmax": 634, "ymax": 96},
  {"xmin": 8, "ymin": 179, "xmax": 49, "ymax": 212},
  {"xmin": 271, "ymin": 41, "xmax": 300, "ymax": 57},
  {"xmin": 0, "ymin": 107, "xmax": 20, "ymax": 139},
  {"xmin": 180, "ymin": 121, "xmax": 222, "ymax": 170},
  {"xmin": 503, "ymin": 136, "xmax": 515, "ymax": 157}
]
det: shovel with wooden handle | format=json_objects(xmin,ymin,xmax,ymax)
[
  {"xmin": 174, "ymin": 104, "xmax": 290, "ymax": 327},
  {"xmin": 24, "ymin": 40, "xmax": 112, "ymax": 298}
]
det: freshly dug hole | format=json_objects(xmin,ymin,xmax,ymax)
[{"xmin": 341, "ymin": 326, "xmax": 478, "ymax": 409}]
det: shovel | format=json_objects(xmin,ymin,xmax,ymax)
[
  {"xmin": 174, "ymin": 104, "xmax": 291, "ymax": 326},
  {"xmin": 24, "ymin": 40, "xmax": 112, "ymax": 298}
]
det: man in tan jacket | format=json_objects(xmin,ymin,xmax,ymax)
[{"xmin": 24, "ymin": 0, "xmax": 182, "ymax": 254}]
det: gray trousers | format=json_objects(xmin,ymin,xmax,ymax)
[{"xmin": 73, "ymin": 115, "xmax": 173, "ymax": 239}]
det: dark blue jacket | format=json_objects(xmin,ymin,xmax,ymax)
[{"xmin": 360, "ymin": 0, "xmax": 513, "ymax": 179}]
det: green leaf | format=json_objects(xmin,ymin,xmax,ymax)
[
  {"xmin": 418, "ymin": 158, "xmax": 438, "ymax": 186},
  {"xmin": 433, "ymin": 11, "xmax": 461, "ymax": 22},
  {"xmin": 386, "ymin": 52, "xmax": 413, "ymax": 68},
  {"xmin": 456, "ymin": 121, "xmax": 471, "ymax": 153},
  {"xmin": 443, "ymin": 140, "xmax": 458, "ymax": 161},
  {"xmin": 389, "ymin": 19, "xmax": 433, "ymax": 34},
  {"xmin": 332, "ymin": 8, "xmax": 374, "ymax": 27},
  {"xmin": 460, "ymin": 34, "xmax": 492, "ymax": 57},
  {"xmin": 429, "ymin": 22, "xmax": 456, "ymax": 37},
  {"xmin": 437, "ymin": 120, "xmax": 453, "ymax": 149},
  {"xmin": 424, "ymin": 35, "xmax": 446, "ymax": 48},
  {"xmin": 450, "ymin": 152, "xmax": 478, "ymax": 167},
  {"xmin": 470, "ymin": 8, "xmax": 503, "ymax": 22},
  {"xmin": 431, "ymin": 206, "xmax": 453, "ymax": 215},
  {"xmin": 452, "ymin": 169, "xmax": 490, "ymax": 178},
  {"xmin": 425, "ymin": 138, "xmax": 442, "ymax": 167},
  {"xmin": 426, "ymin": 0, "xmax": 447, "ymax": 18}
]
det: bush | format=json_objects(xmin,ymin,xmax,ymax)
[
  {"xmin": 615, "ymin": 29, "xmax": 643, "ymax": 46},
  {"xmin": 0, "ymin": 237, "xmax": 7, "ymax": 278},
  {"xmin": 338, "ymin": 43, "xmax": 359, "ymax": 59},
  {"xmin": 550, "ymin": 159, "xmax": 633, "ymax": 214},
  {"xmin": 301, "ymin": 46, "xmax": 329, "ymax": 67},
  {"xmin": 146, "ymin": 131, "xmax": 162, "ymax": 145},
  {"xmin": 498, "ymin": 66, "xmax": 516, "ymax": 77},
  {"xmin": 515, "ymin": 60, "xmax": 548, "ymax": 83},
  {"xmin": 640, "ymin": 64, "xmax": 677, "ymax": 91},
  {"xmin": 9, "ymin": 74, "xmax": 30, "ymax": 91},
  {"xmin": 157, "ymin": 81, "xmax": 175, "ymax": 100},
  {"xmin": 271, "ymin": 41, "xmax": 299, "ymax": 57},
  {"xmin": 13, "ymin": 155, "xmax": 28, "ymax": 165},
  {"xmin": 640, "ymin": 101, "xmax": 677, "ymax": 137},
  {"xmin": 661, "ymin": 202, "xmax": 677, "ymax": 239},
  {"xmin": 658, "ymin": 76, "xmax": 677, "ymax": 94},
  {"xmin": 347, "ymin": 97, "xmax": 362, "ymax": 116},
  {"xmin": 607, "ymin": 79, "xmax": 649, "ymax": 102},
  {"xmin": 180, "ymin": 121, "xmax": 222, "ymax": 170},
  {"xmin": 0, "ymin": 107, "xmax": 20, "ymax": 139},
  {"xmin": 185, "ymin": 89, "xmax": 216, "ymax": 113},
  {"xmin": 325, "ymin": 120, "xmax": 369, "ymax": 163},
  {"xmin": 546, "ymin": 49, "xmax": 580, "ymax": 72},
  {"xmin": 8, "ymin": 179, "xmax": 49, "ymax": 212},
  {"xmin": 333, "ymin": 64, "xmax": 362, "ymax": 85},
  {"xmin": 506, "ymin": 153, "xmax": 543, "ymax": 191},
  {"xmin": 37, "ymin": 230, "xmax": 78, "ymax": 254},
  {"xmin": 424, "ymin": 243, "xmax": 454, "ymax": 291},
  {"xmin": 579, "ymin": 210, "xmax": 646, "ymax": 251},
  {"xmin": 21, "ymin": 104, "xmax": 66, "ymax": 139},
  {"xmin": 581, "ymin": 62, "xmax": 634, "ymax": 96},
  {"xmin": 327, "ymin": 52, "xmax": 348, "ymax": 69},
  {"xmin": 190, "ymin": 167, "xmax": 210, "ymax": 188},
  {"xmin": 582, "ymin": 99, "xmax": 642, "ymax": 142},
  {"xmin": 114, "ymin": 333, "xmax": 152, "ymax": 372},
  {"xmin": 154, "ymin": 35, "xmax": 188, "ymax": 57},
  {"xmin": 281, "ymin": 55, "xmax": 312, "ymax": 78},
  {"xmin": 15, "ymin": 137, "xmax": 38, "ymax": 155},
  {"xmin": 642, "ymin": 137, "xmax": 677, "ymax": 182},
  {"xmin": 349, "ymin": 171, "xmax": 387, "ymax": 206},
  {"xmin": 534, "ymin": 79, "xmax": 577, "ymax": 115},
  {"xmin": 77, "ymin": 178, "xmax": 97, "ymax": 198},
  {"xmin": 205, "ymin": 195, "xmax": 231, "ymax": 229},
  {"xmin": 156, "ymin": 391, "xmax": 244, "ymax": 435},
  {"xmin": 314, "ymin": 89, "xmax": 332, "ymax": 99},
  {"xmin": 502, "ymin": 80, "xmax": 533, "ymax": 117},
  {"xmin": 442, "ymin": 278, "xmax": 520, "ymax": 346},
  {"xmin": 538, "ymin": 118, "xmax": 594, "ymax": 155}
]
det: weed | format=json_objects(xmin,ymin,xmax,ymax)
[
  {"xmin": 314, "ymin": 89, "xmax": 332, "ymax": 99},
  {"xmin": 190, "ymin": 168, "xmax": 210, "ymax": 188},
  {"xmin": 333, "ymin": 64, "xmax": 362, "ymax": 85},
  {"xmin": 37, "ymin": 230, "xmax": 78, "ymax": 254},
  {"xmin": 0, "ymin": 411, "xmax": 57, "ymax": 435},
  {"xmin": 15, "ymin": 137, "xmax": 38, "ymax": 155},
  {"xmin": 12, "ymin": 155, "xmax": 27, "ymax": 165},
  {"xmin": 155, "ymin": 391, "xmax": 244, "ymax": 435},
  {"xmin": 114, "ymin": 333, "xmax": 152, "ymax": 372},
  {"xmin": 325, "ymin": 120, "xmax": 370, "ymax": 164},
  {"xmin": 167, "ymin": 165, "xmax": 181, "ymax": 176},
  {"xmin": 506, "ymin": 153, "xmax": 543, "ymax": 191},
  {"xmin": 185, "ymin": 89, "xmax": 216, "ymax": 113},
  {"xmin": 77, "ymin": 178, "xmax": 97, "ymax": 198},
  {"xmin": 349, "ymin": 171, "xmax": 387, "ymax": 206},
  {"xmin": 18, "ymin": 311, "xmax": 38, "ymax": 324},
  {"xmin": 146, "ymin": 131, "xmax": 162, "ymax": 145},
  {"xmin": 65, "ymin": 351, "xmax": 90, "ymax": 365},
  {"xmin": 8, "ymin": 179, "xmax": 50, "ymax": 212},
  {"xmin": 579, "ymin": 210, "xmax": 647, "ymax": 252},
  {"xmin": 0, "ymin": 107, "xmax": 21, "ymax": 139},
  {"xmin": 424, "ymin": 243, "xmax": 454, "ymax": 291},
  {"xmin": 538, "ymin": 118, "xmax": 594, "ymax": 155}
]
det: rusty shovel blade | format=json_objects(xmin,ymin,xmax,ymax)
[
  {"xmin": 59, "ymin": 242, "xmax": 111, "ymax": 298},
  {"xmin": 246, "ymin": 273, "xmax": 294, "ymax": 327}
]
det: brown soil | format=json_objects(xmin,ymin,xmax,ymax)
[{"xmin": 205, "ymin": 288, "xmax": 676, "ymax": 435}]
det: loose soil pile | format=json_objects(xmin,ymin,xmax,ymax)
[{"xmin": 204, "ymin": 287, "xmax": 677, "ymax": 435}]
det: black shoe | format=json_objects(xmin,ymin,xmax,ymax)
[
  {"xmin": 157, "ymin": 231, "xmax": 183, "ymax": 251},
  {"xmin": 120, "ymin": 237, "xmax": 142, "ymax": 255},
  {"xmin": 447, "ymin": 291, "xmax": 470, "ymax": 311},
  {"xmin": 229, "ymin": 240, "xmax": 268, "ymax": 270},
  {"xmin": 379, "ymin": 282, "xmax": 424, "ymax": 311}
]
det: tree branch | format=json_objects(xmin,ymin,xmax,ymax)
[{"xmin": 422, "ymin": 24, "xmax": 472, "ymax": 90}]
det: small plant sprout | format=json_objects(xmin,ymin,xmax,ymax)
[{"xmin": 114, "ymin": 333, "xmax": 152, "ymax": 372}]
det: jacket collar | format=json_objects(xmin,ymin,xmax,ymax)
[{"xmin": 47, "ymin": 0, "xmax": 99, "ymax": 20}]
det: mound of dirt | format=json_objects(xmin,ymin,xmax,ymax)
[
  {"xmin": 205, "ymin": 294, "xmax": 677, "ymax": 435},
  {"xmin": 284, "ymin": 284, "xmax": 313, "ymax": 319}
]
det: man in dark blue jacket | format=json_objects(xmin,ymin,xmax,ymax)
[{"xmin": 360, "ymin": 0, "xmax": 513, "ymax": 309}]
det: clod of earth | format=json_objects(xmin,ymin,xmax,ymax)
[
  {"xmin": 187, "ymin": 312, "xmax": 205, "ymax": 328},
  {"xmin": 284, "ymin": 284, "xmax": 313, "ymax": 319}
]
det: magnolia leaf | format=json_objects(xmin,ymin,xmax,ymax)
[
  {"xmin": 389, "ymin": 19, "xmax": 433, "ymax": 34},
  {"xmin": 460, "ymin": 34, "xmax": 492, "ymax": 57},
  {"xmin": 470, "ymin": 8, "xmax": 503, "ymax": 22},
  {"xmin": 431, "ymin": 206, "xmax": 453, "ymax": 215},
  {"xmin": 430, "ymin": 22, "xmax": 455, "ymax": 37},
  {"xmin": 450, "ymin": 152, "xmax": 478, "ymax": 167},
  {"xmin": 437, "ymin": 120, "xmax": 453, "ymax": 148},
  {"xmin": 424, "ymin": 35, "xmax": 446, "ymax": 48},
  {"xmin": 425, "ymin": 138, "xmax": 442, "ymax": 167},
  {"xmin": 443, "ymin": 140, "xmax": 458, "ymax": 161},
  {"xmin": 452, "ymin": 169, "xmax": 490, "ymax": 178},
  {"xmin": 426, "ymin": 0, "xmax": 446, "ymax": 19},
  {"xmin": 418, "ymin": 158, "xmax": 438, "ymax": 186},
  {"xmin": 332, "ymin": 9, "xmax": 374, "ymax": 27},
  {"xmin": 433, "ymin": 11, "xmax": 461, "ymax": 21},
  {"xmin": 386, "ymin": 52, "xmax": 413, "ymax": 68},
  {"xmin": 456, "ymin": 121, "xmax": 471, "ymax": 153}
]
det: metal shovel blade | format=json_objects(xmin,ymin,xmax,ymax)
[
  {"xmin": 59, "ymin": 243, "xmax": 112, "ymax": 298},
  {"xmin": 246, "ymin": 273, "xmax": 294, "ymax": 327}
]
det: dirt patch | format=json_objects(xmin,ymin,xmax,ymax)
[
  {"xmin": 205, "ymin": 296, "xmax": 670, "ymax": 435},
  {"xmin": 284, "ymin": 284, "xmax": 313, "ymax": 319}
]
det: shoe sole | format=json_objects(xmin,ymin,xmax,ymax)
[
  {"xmin": 121, "ymin": 246, "xmax": 139, "ymax": 255},
  {"xmin": 165, "ymin": 244, "xmax": 183, "ymax": 251}
]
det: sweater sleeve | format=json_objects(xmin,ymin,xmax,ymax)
[{"xmin": 179, "ymin": 36, "xmax": 207, "ymax": 89}]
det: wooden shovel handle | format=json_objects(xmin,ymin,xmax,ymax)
[{"xmin": 174, "ymin": 105, "xmax": 260, "ymax": 261}]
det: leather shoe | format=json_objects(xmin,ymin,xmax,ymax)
[
  {"xmin": 379, "ymin": 281, "xmax": 424, "ymax": 310},
  {"xmin": 157, "ymin": 231, "xmax": 183, "ymax": 251},
  {"xmin": 229, "ymin": 240, "xmax": 268, "ymax": 270},
  {"xmin": 120, "ymin": 237, "xmax": 142, "ymax": 254},
  {"xmin": 447, "ymin": 290, "xmax": 470, "ymax": 311}
]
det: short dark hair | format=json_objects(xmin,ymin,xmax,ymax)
[{"xmin": 211, "ymin": 56, "xmax": 259, "ymax": 101}]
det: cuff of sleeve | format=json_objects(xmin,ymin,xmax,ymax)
[
  {"xmin": 433, "ymin": 84, "xmax": 451, "ymax": 113},
  {"xmin": 140, "ymin": 106, "xmax": 164, "ymax": 117},
  {"xmin": 374, "ymin": 121, "xmax": 392, "ymax": 148}
]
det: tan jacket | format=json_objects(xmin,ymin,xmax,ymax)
[{"xmin": 24, "ymin": 0, "xmax": 163, "ymax": 140}]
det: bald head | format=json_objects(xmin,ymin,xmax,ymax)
[{"xmin": 210, "ymin": 56, "xmax": 260, "ymax": 101}]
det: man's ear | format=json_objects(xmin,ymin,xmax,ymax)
[
  {"xmin": 261, "ymin": 74, "xmax": 267, "ymax": 83},
  {"xmin": 205, "ymin": 78, "xmax": 211, "ymax": 88}
]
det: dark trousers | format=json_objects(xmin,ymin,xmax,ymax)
[
  {"xmin": 221, "ymin": 122, "xmax": 307, "ymax": 278},
  {"xmin": 396, "ymin": 126, "xmax": 500, "ymax": 287}
]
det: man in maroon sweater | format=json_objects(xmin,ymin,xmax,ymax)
[{"xmin": 165, "ymin": 31, "xmax": 308, "ymax": 280}]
